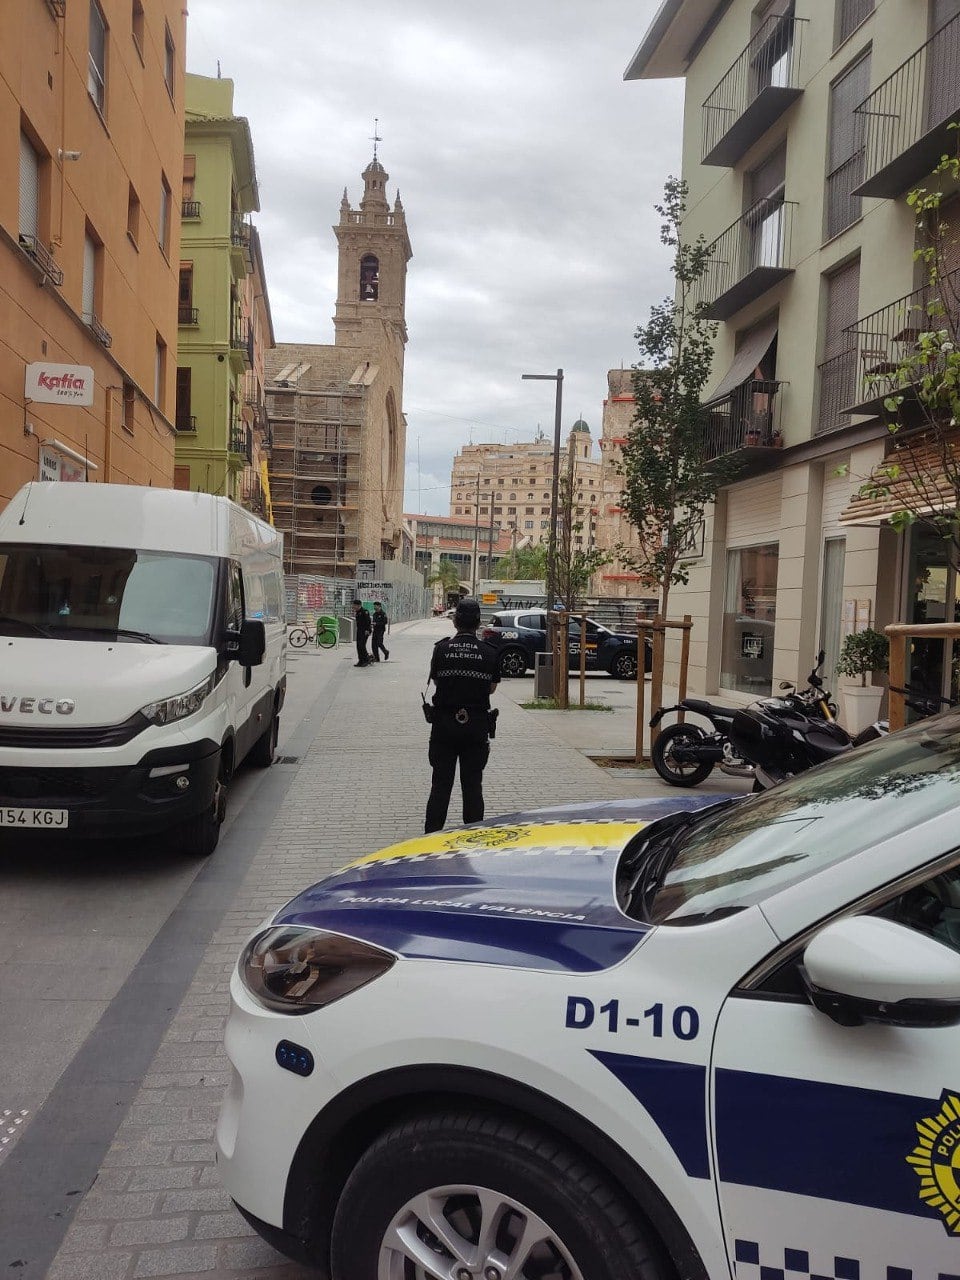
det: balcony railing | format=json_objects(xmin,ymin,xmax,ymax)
[
  {"xmin": 841, "ymin": 269, "xmax": 960, "ymax": 415},
  {"xmin": 701, "ymin": 379, "xmax": 782, "ymax": 460},
  {"xmin": 230, "ymin": 317, "xmax": 254, "ymax": 367},
  {"xmin": 816, "ymin": 349, "xmax": 858, "ymax": 434},
  {"xmin": 699, "ymin": 200, "xmax": 797, "ymax": 320},
  {"xmin": 853, "ymin": 12, "xmax": 960, "ymax": 199},
  {"xmin": 84, "ymin": 312, "xmax": 112, "ymax": 348},
  {"xmin": 230, "ymin": 213, "xmax": 254, "ymax": 271},
  {"xmin": 825, "ymin": 149, "xmax": 864, "ymax": 240},
  {"xmin": 176, "ymin": 414, "xmax": 197, "ymax": 432},
  {"xmin": 178, "ymin": 305, "xmax": 199, "ymax": 326},
  {"xmin": 181, "ymin": 200, "xmax": 201, "ymax": 219},
  {"xmin": 228, "ymin": 421, "xmax": 252, "ymax": 462},
  {"xmin": 18, "ymin": 234, "xmax": 63, "ymax": 286},
  {"xmin": 702, "ymin": 15, "xmax": 805, "ymax": 167}
]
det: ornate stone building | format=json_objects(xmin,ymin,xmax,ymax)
[
  {"xmin": 593, "ymin": 369, "xmax": 648, "ymax": 598},
  {"xmin": 264, "ymin": 154, "xmax": 410, "ymax": 575}
]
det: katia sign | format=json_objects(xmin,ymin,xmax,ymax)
[{"xmin": 25, "ymin": 363, "xmax": 94, "ymax": 406}]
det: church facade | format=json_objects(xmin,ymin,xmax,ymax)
[{"xmin": 264, "ymin": 154, "xmax": 411, "ymax": 575}]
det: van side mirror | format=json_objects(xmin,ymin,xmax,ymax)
[
  {"xmin": 801, "ymin": 916, "xmax": 960, "ymax": 1029},
  {"xmin": 236, "ymin": 619, "xmax": 266, "ymax": 667}
]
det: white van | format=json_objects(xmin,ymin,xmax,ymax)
[{"xmin": 0, "ymin": 483, "xmax": 286, "ymax": 856}]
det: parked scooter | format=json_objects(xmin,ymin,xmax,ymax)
[{"xmin": 649, "ymin": 652, "xmax": 843, "ymax": 788}]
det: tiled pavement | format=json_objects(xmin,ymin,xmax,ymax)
[{"xmin": 43, "ymin": 619, "xmax": 647, "ymax": 1279}]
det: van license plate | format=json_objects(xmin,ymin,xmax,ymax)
[{"xmin": 0, "ymin": 808, "xmax": 69, "ymax": 829}]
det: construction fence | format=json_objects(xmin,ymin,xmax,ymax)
[{"xmin": 285, "ymin": 560, "xmax": 432, "ymax": 634}]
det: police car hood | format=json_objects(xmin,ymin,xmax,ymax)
[{"xmin": 273, "ymin": 797, "xmax": 722, "ymax": 974}]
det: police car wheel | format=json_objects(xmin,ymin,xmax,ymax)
[
  {"xmin": 499, "ymin": 649, "xmax": 528, "ymax": 678},
  {"xmin": 330, "ymin": 1111, "xmax": 667, "ymax": 1280},
  {"xmin": 611, "ymin": 651, "xmax": 638, "ymax": 680}
]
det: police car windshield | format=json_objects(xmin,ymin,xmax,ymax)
[
  {"xmin": 643, "ymin": 712, "xmax": 960, "ymax": 925},
  {"xmin": 0, "ymin": 543, "xmax": 217, "ymax": 646}
]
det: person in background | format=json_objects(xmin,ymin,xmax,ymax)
[
  {"xmin": 371, "ymin": 601, "xmax": 390, "ymax": 662},
  {"xmin": 353, "ymin": 599, "xmax": 372, "ymax": 667},
  {"xmin": 424, "ymin": 598, "xmax": 499, "ymax": 832}
]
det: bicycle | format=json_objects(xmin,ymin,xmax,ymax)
[
  {"xmin": 288, "ymin": 625, "xmax": 310, "ymax": 648},
  {"xmin": 288, "ymin": 619, "xmax": 339, "ymax": 649}
]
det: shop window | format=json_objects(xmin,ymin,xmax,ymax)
[{"xmin": 721, "ymin": 544, "xmax": 779, "ymax": 695}]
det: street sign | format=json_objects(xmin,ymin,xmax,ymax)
[
  {"xmin": 39, "ymin": 447, "xmax": 85, "ymax": 482},
  {"xmin": 25, "ymin": 363, "xmax": 94, "ymax": 406}
]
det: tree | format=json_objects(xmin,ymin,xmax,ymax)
[
  {"xmin": 427, "ymin": 558, "xmax": 463, "ymax": 603},
  {"xmin": 494, "ymin": 543, "xmax": 547, "ymax": 581},
  {"xmin": 618, "ymin": 176, "xmax": 728, "ymax": 618},
  {"xmin": 554, "ymin": 471, "xmax": 610, "ymax": 609},
  {"xmin": 852, "ymin": 134, "xmax": 960, "ymax": 571}
]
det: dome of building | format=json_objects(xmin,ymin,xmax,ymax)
[{"xmin": 571, "ymin": 418, "xmax": 590, "ymax": 434}]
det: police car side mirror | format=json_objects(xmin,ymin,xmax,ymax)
[{"xmin": 800, "ymin": 916, "xmax": 960, "ymax": 1029}]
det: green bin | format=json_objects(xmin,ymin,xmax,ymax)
[{"xmin": 316, "ymin": 614, "xmax": 340, "ymax": 642}]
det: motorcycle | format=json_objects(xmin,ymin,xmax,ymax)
[{"xmin": 649, "ymin": 652, "xmax": 844, "ymax": 789}]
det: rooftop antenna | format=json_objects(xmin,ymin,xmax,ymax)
[
  {"xmin": 370, "ymin": 118, "xmax": 382, "ymax": 160},
  {"xmin": 216, "ymin": 59, "xmax": 222, "ymax": 79}
]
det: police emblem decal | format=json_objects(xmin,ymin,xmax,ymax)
[
  {"xmin": 442, "ymin": 826, "xmax": 526, "ymax": 850},
  {"xmin": 907, "ymin": 1088, "xmax": 960, "ymax": 1234}
]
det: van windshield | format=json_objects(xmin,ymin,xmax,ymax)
[{"xmin": 0, "ymin": 543, "xmax": 217, "ymax": 645}]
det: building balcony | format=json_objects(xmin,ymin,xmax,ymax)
[
  {"xmin": 181, "ymin": 200, "xmax": 201, "ymax": 220},
  {"xmin": 701, "ymin": 15, "xmax": 806, "ymax": 167},
  {"xmin": 699, "ymin": 200, "xmax": 797, "ymax": 320},
  {"xmin": 18, "ymin": 234, "xmax": 63, "ymax": 286},
  {"xmin": 178, "ymin": 305, "xmax": 199, "ymax": 326},
  {"xmin": 84, "ymin": 312, "xmax": 112, "ymax": 348},
  {"xmin": 853, "ymin": 12, "xmax": 960, "ymax": 199},
  {"xmin": 230, "ymin": 318, "xmax": 254, "ymax": 369},
  {"xmin": 816, "ymin": 349, "xmax": 858, "ymax": 435},
  {"xmin": 230, "ymin": 213, "xmax": 254, "ymax": 273},
  {"xmin": 701, "ymin": 379, "xmax": 783, "ymax": 461},
  {"xmin": 228, "ymin": 422, "xmax": 252, "ymax": 463},
  {"xmin": 841, "ymin": 271, "xmax": 960, "ymax": 416}
]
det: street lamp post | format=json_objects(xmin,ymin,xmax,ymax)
[{"xmin": 520, "ymin": 368, "xmax": 563, "ymax": 610}]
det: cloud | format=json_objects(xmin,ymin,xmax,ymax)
[{"xmin": 185, "ymin": 0, "xmax": 683, "ymax": 513}]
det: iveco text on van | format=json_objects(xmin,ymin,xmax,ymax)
[{"xmin": 0, "ymin": 483, "xmax": 286, "ymax": 856}]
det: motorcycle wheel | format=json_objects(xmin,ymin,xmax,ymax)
[{"xmin": 651, "ymin": 723, "xmax": 715, "ymax": 787}]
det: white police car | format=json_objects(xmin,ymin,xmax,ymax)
[{"xmin": 217, "ymin": 713, "xmax": 960, "ymax": 1280}]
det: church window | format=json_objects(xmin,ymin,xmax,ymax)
[
  {"xmin": 509, "ymin": 492, "xmax": 516, "ymax": 501},
  {"xmin": 359, "ymin": 254, "xmax": 379, "ymax": 302}
]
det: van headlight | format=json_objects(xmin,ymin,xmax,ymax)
[
  {"xmin": 239, "ymin": 926, "xmax": 395, "ymax": 1015},
  {"xmin": 140, "ymin": 674, "xmax": 215, "ymax": 726}
]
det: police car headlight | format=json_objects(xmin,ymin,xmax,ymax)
[
  {"xmin": 239, "ymin": 926, "xmax": 395, "ymax": 1015},
  {"xmin": 140, "ymin": 675, "xmax": 215, "ymax": 726}
]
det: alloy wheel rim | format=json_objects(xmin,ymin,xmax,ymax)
[
  {"xmin": 376, "ymin": 1183, "xmax": 585, "ymax": 1280},
  {"xmin": 665, "ymin": 732, "xmax": 702, "ymax": 777}
]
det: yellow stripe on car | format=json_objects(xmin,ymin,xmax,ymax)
[{"xmin": 345, "ymin": 820, "xmax": 647, "ymax": 868}]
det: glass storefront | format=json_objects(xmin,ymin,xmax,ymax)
[
  {"xmin": 721, "ymin": 544, "xmax": 779, "ymax": 695},
  {"xmin": 905, "ymin": 524, "xmax": 960, "ymax": 704}
]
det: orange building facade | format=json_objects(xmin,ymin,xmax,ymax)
[{"xmin": 0, "ymin": 0, "xmax": 186, "ymax": 509}]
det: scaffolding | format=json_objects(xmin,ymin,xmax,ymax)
[{"xmin": 265, "ymin": 378, "xmax": 365, "ymax": 578}]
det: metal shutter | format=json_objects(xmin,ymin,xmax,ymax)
[
  {"xmin": 837, "ymin": 0, "xmax": 874, "ymax": 45},
  {"xmin": 748, "ymin": 146, "xmax": 786, "ymax": 204},
  {"xmin": 821, "ymin": 459, "xmax": 852, "ymax": 536},
  {"xmin": 726, "ymin": 474, "xmax": 783, "ymax": 548},
  {"xmin": 829, "ymin": 53, "xmax": 871, "ymax": 171},
  {"xmin": 19, "ymin": 133, "xmax": 39, "ymax": 239},
  {"xmin": 824, "ymin": 258, "xmax": 860, "ymax": 357},
  {"xmin": 82, "ymin": 236, "xmax": 95, "ymax": 320}
]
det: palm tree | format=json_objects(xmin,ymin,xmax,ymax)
[{"xmin": 427, "ymin": 558, "xmax": 463, "ymax": 607}]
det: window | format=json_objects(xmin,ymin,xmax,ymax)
[
  {"xmin": 524, "ymin": 521, "xmax": 534, "ymax": 529},
  {"xmin": 19, "ymin": 131, "xmax": 40, "ymax": 241},
  {"xmin": 360, "ymin": 254, "xmax": 379, "ymax": 302},
  {"xmin": 819, "ymin": 536, "xmax": 846, "ymax": 689},
  {"xmin": 817, "ymin": 257, "xmax": 860, "ymax": 431},
  {"xmin": 494, "ymin": 507, "xmax": 502, "ymax": 515},
  {"xmin": 81, "ymin": 230, "xmax": 99, "ymax": 322},
  {"xmin": 178, "ymin": 263, "xmax": 194, "ymax": 323},
  {"xmin": 745, "ymin": 146, "xmax": 787, "ymax": 270},
  {"xmin": 509, "ymin": 492, "xmax": 516, "ymax": 500},
  {"xmin": 541, "ymin": 520, "xmax": 549, "ymax": 528},
  {"xmin": 507, "ymin": 507, "xmax": 516, "ymax": 515},
  {"xmin": 175, "ymin": 367, "xmax": 192, "ymax": 431},
  {"xmin": 122, "ymin": 381, "xmax": 136, "ymax": 432},
  {"xmin": 835, "ymin": 0, "xmax": 874, "ymax": 47},
  {"xmin": 483, "ymin": 478, "xmax": 490, "ymax": 485},
  {"xmin": 541, "ymin": 507, "xmax": 550, "ymax": 515},
  {"xmin": 88, "ymin": 1, "xmax": 107, "ymax": 113},
  {"xmin": 721, "ymin": 544, "xmax": 779, "ymax": 695},
  {"xmin": 159, "ymin": 174, "xmax": 171, "ymax": 255},
  {"xmin": 154, "ymin": 336, "xmax": 166, "ymax": 409},
  {"xmin": 826, "ymin": 52, "xmax": 870, "ymax": 240},
  {"xmin": 182, "ymin": 155, "xmax": 196, "ymax": 201},
  {"xmin": 480, "ymin": 507, "xmax": 488, "ymax": 515},
  {"xmin": 525, "ymin": 507, "xmax": 534, "ymax": 515},
  {"xmin": 127, "ymin": 184, "xmax": 140, "ymax": 246},
  {"xmin": 131, "ymin": 0, "xmax": 144, "ymax": 57},
  {"xmin": 163, "ymin": 23, "xmax": 175, "ymax": 97},
  {"xmin": 455, "ymin": 507, "xmax": 462, "ymax": 515}
]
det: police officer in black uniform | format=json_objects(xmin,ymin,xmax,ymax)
[{"xmin": 424, "ymin": 598, "xmax": 500, "ymax": 833}]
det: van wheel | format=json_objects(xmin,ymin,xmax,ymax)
[
  {"xmin": 249, "ymin": 707, "xmax": 278, "ymax": 768},
  {"xmin": 330, "ymin": 1111, "xmax": 667, "ymax": 1280},
  {"xmin": 179, "ymin": 761, "xmax": 228, "ymax": 857}
]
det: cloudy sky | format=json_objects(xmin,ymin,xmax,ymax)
[{"xmin": 185, "ymin": 1, "xmax": 685, "ymax": 514}]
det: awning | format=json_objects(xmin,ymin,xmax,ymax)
[
  {"xmin": 838, "ymin": 433, "xmax": 960, "ymax": 526},
  {"xmin": 705, "ymin": 318, "xmax": 779, "ymax": 403}
]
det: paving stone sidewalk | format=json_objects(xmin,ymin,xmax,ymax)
[{"xmin": 47, "ymin": 619, "xmax": 646, "ymax": 1280}]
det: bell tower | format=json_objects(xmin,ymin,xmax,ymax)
[{"xmin": 333, "ymin": 146, "xmax": 412, "ymax": 356}]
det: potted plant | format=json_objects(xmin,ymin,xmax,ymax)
[{"xmin": 835, "ymin": 627, "xmax": 889, "ymax": 734}]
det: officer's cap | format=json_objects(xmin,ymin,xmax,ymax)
[{"xmin": 454, "ymin": 598, "xmax": 481, "ymax": 628}]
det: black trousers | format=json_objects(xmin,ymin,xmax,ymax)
[
  {"xmin": 355, "ymin": 632, "xmax": 370, "ymax": 664},
  {"xmin": 425, "ymin": 717, "xmax": 490, "ymax": 833},
  {"xmin": 371, "ymin": 628, "xmax": 388, "ymax": 660}
]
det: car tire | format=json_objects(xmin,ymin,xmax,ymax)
[
  {"xmin": 611, "ymin": 651, "xmax": 639, "ymax": 680},
  {"xmin": 499, "ymin": 649, "xmax": 528, "ymax": 678},
  {"xmin": 248, "ymin": 705, "xmax": 278, "ymax": 768},
  {"xmin": 177, "ymin": 755, "xmax": 229, "ymax": 856},
  {"xmin": 651, "ymin": 723, "xmax": 715, "ymax": 787},
  {"xmin": 330, "ymin": 1111, "xmax": 668, "ymax": 1280}
]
